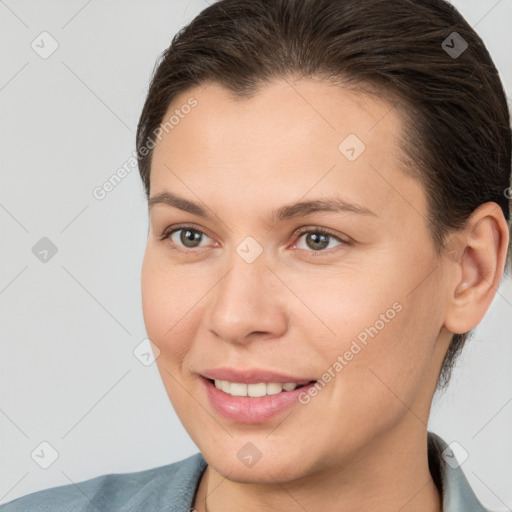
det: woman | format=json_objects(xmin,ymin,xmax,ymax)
[{"xmin": 2, "ymin": 0, "xmax": 510, "ymax": 510}]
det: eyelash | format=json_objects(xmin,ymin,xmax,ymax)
[{"xmin": 159, "ymin": 224, "xmax": 352, "ymax": 257}]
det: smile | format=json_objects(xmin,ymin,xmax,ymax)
[
  {"xmin": 211, "ymin": 379, "xmax": 316, "ymax": 397},
  {"xmin": 201, "ymin": 376, "xmax": 318, "ymax": 423}
]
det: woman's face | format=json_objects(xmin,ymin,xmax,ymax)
[{"xmin": 141, "ymin": 78, "xmax": 454, "ymax": 481}]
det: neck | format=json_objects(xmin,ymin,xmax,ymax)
[{"xmin": 194, "ymin": 425, "xmax": 442, "ymax": 512}]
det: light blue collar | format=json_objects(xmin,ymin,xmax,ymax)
[{"xmin": 428, "ymin": 431, "xmax": 492, "ymax": 511}]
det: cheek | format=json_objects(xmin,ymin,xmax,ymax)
[
  {"xmin": 303, "ymin": 262, "xmax": 437, "ymax": 420},
  {"xmin": 282, "ymin": 261, "xmax": 398, "ymax": 353},
  {"xmin": 338, "ymin": 293, "xmax": 438, "ymax": 418},
  {"xmin": 141, "ymin": 249, "xmax": 167, "ymax": 339},
  {"xmin": 141, "ymin": 246, "xmax": 205, "ymax": 369},
  {"xmin": 313, "ymin": 311, "xmax": 430, "ymax": 455},
  {"xmin": 141, "ymin": 247, "xmax": 184, "ymax": 351}
]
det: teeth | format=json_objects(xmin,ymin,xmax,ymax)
[{"xmin": 213, "ymin": 379, "xmax": 305, "ymax": 397}]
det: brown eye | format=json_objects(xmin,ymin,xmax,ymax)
[
  {"xmin": 177, "ymin": 228, "xmax": 205, "ymax": 248},
  {"xmin": 161, "ymin": 226, "xmax": 212, "ymax": 250},
  {"xmin": 293, "ymin": 228, "xmax": 351, "ymax": 254}
]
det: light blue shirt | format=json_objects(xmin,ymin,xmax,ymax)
[{"xmin": 0, "ymin": 431, "xmax": 493, "ymax": 511}]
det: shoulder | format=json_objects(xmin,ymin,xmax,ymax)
[
  {"xmin": 428, "ymin": 431, "xmax": 497, "ymax": 512},
  {"xmin": 0, "ymin": 452, "xmax": 207, "ymax": 512}
]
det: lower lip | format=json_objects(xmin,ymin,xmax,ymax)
[{"xmin": 201, "ymin": 377, "xmax": 317, "ymax": 424}]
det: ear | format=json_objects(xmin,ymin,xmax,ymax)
[{"xmin": 443, "ymin": 202, "xmax": 510, "ymax": 335}]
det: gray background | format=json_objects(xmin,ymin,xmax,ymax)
[{"xmin": 0, "ymin": 0, "xmax": 511, "ymax": 509}]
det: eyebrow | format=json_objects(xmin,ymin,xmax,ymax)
[{"xmin": 148, "ymin": 191, "xmax": 378, "ymax": 222}]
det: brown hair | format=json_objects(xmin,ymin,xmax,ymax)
[{"xmin": 136, "ymin": 0, "xmax": 512, "ymax": 391}]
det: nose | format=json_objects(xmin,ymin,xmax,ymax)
[{"xmin": 204, "ymin": 251, "xmax": 288, "ymax": 345}]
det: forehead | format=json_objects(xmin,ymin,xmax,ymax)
[
  {"xmin": 158, "ymin": 78, "xmax": 404, "ymax": 149},
  {"xmin": 149, "ymin": 78, "xmax": 426, "ymax": 227}
]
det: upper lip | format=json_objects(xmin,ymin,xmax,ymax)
[{"xmin": 200, "ymin": 367, "xmax": 317, "ymax": 385}]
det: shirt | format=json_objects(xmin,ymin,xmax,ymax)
[{"xmin": 0, "ymin": 431, "xmax": 493, "ymax": 511}]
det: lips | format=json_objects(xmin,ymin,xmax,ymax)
[
  {"xmin": 200, "ymin": 367, "xmax": 317, "ymax": 385},
  {"xmin": 202, "ymin": 377, "xmax": 318, "ymax": 423}
]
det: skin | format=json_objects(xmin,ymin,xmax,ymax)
[{"xmin": 140, "ymin": 78, "xmax": 509, "ymax": 512}]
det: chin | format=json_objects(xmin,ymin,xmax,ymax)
[{"xmin": 201, "ymin": 441, "xmax": 314, "ymax": 484}]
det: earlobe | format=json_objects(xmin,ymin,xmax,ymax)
[{"xmin": 443, "ymin": 202, "xmax": 509, "ymax": 334}]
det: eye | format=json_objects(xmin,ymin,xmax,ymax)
[
  {"xmin": 292, "ymin": 227, "xmax": 351, "ymax": 255},
  {"xmin": 160, "ymin": 225, "xmax": 213, "ymax": 251},
  {"xmin": 159, "ymin": 224, "xmax": 352, "ymax": 256}
]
